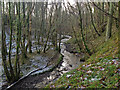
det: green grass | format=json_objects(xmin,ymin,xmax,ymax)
[
  {"xmin": 45, "ymin": 25, "xmax": 119, "ymax": 88},
  {"xmin": 46, "ymin": 44, "xmax": 119, "ymax": 88}
]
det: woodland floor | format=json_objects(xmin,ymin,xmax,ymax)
[
  {"xmin": 2, "ymin": 51, "xmax": 61, "ymax": 89},
  {"xmin": 45, "ymin": 27, "xmax": 120, "ymax": 88},
  {"xmin": 3, "ymin": 43, "xmax": 84, "ymax": 89},
  {"xmin": 2, "ymin": 25, "xmax": 120, "ymax": 89}
]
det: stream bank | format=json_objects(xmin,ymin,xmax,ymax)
[
  {"xmin": 5, "ymin": 35, "xmax": 84, "ymax": 89},
  {"xmin": 1, "ymin": 49, "xmax": 60, "ymax": 90}
]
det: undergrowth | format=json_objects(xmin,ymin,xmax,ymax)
[{"xmin": 45, "ymin": 25, "xmax": 119, "ymax": 88}]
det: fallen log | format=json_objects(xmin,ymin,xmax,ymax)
[
  {"xmin": 6, "ymin": 52, "xmax": 61, "ymax": 90},
  {"xmin": 6, "ymin": 65, "xmax": 47, "ymax": 90}
]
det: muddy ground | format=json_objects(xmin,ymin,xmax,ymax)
[{"xmin": 2, "ymin": 42, "xmax": 84, "ymax": 90}]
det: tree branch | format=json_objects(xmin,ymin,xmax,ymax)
[{"xmin": 92, "ymin": 2, "xmax": 120, "ymax": 22}]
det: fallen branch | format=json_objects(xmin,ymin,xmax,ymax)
[
  {"xmin": 6, "ymin": 52, "xmax": 59, "ymax": 90},
  {"xmin": 6, "ymin": 66, "xmax": 47, "ymax": 90}
]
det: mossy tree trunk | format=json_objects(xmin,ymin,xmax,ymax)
[
  {"xmin": 77, "ymin": 2, "xmax": 92, "ymax": 56},
  {"xmin": 118, "ymin": 1, "xmax": 120, "ymax": 57},
  {"xmin": 8, "ymin": 2, "xmax": 15, "ymax": 80},
  {"xmin": 118, "ymin": 2, "xmax": 120, "ymax": 27},
  {"xmin": 37, "ymin": 3, "xmax": 41, "ymax": 47},
  {"xmin": 25, "ymin": 2, "xmax": 34, "ymax": 53},
  {"xmin": 98, "ymin": 3, "xmax": 102, "ymax": 25},
  {"xmin": 54, "ymin": 5, "xmax": 57, "ymax": 51},
  {"xmin": 22, "ymin": 2, "xmax": 27, "ymax": 59},
  {"xmin": 72, "ymin": 26, "xmax": 81, "ymax": 52},
  {"xmin": 34, "ymin": 2, "xmax": 39, "ymax": 51},
  {"xmin": 87, "ymin": 3, "xmax": 101, "ymax": 36},
  {"xmin": 34, "ymin": 3, "xmax": 38, "ymax": 40},
  {"xmin": 1, "ymin": 1, "xmax": 11, "ymax": 82},
  {"xmin": 106, "ymin": 2, "xmax": 113, "ymax": 41},
  {"xmin": 41, "ymin": 2, "xmax": 45, "ymax": 44},
  {"xmin": 14, "ymin": 2, "xmax": 21, "ymax": 80},
  {"xmin": 28, "ymin": 2, "xmax": 32, "ymax": 53},
  {"xmin": 116, "ymin": 2, "xmax": 120, "ymax": 29},
  {"xmin": 43, "ymin": 4, "xmax": 53, "ymax": 53},
  {"xmin": 58, "ymin": 3, "xmax": 62, "ymax": 53},
  {"xmin": 26, "ymin": 4, "xmax": 30, "ymax": 53},
  {"xmin": 102, "ymin": 2, "xmax": 104, "ymax": 23}
]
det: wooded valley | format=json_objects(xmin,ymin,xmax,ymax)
[{"xmin": 0, "ymin": 0, "xmax": 119, "ymax": 89}]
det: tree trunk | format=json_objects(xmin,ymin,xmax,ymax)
[
  {"xmin": 106, "ymin": 2, "xmax": 113, "ymax": 41},
  {"xmin": 22, "ymin": 2, "xmax": 27, "ymax": 59},
  {"xmin": 118, "ymin": 1, "xmax": 120, "ymax": 58},
  {"xmin": 41, "ymin": 3, "xmax": 45, "ymax": 44},
  {"xmin": 116, "ymin": 2, "xmax": 120, "ymax": 29},
  {"xmin": 98, "ymin": 3, "xmax": 102, "ymax": 25},
  {"xmin": 14, "ymin": 2, "xmax": 21, "ymax": 80},
  {"xmin": 1, "ymin": 1, "xmax": 11, "ymax": 82},
  {"xmin": 87, "ymin": 3, "xmax": 101, "ymax": 36},
  {"xmin": 102, "ymin": 2, "xmax": 104, "ymax": 23},
  {"xmin": 8, "ymin": 2, "xmax": 15, "ymax": 79},
  {"xmin": 58, "ymin": 3, "xmax": 62, "ymax": 53},
  {"xmin": 72, "ymin": 26, "xmax": 81, "ymax": 52},
  {"xmin": 77, "ymin": 2, "xmax": 92, "ymax": 56},
  {"xmin": 28, "ymin": 3, "xmax": 32, "ymax": 53},
  {"xmin": 43, "ymin": 10, "xmax": 52, "ymax": 53},
  {"xmin": 118, "ymin": 2, "xmax": 120, "ymax": 27}
]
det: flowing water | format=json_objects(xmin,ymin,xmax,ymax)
[
  {"xmin": 34, "ymin": 35, "xmax": 83, "ymax": 88},
  {"xmin": 0, "ymin": 32, "xmax": 83, "ymax": 88}
]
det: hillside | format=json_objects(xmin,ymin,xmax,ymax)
[{"xmin": 46, "ymin": 25, "xmax": 119, "ymax": 88}]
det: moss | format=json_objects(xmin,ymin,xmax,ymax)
[
  {"xmin": 47, "ymin": 56, "xmax": 119, "ymax": 88},
  {"xmin": 45, "ymin": 25, "xmax": 119, "ymax": 88}
]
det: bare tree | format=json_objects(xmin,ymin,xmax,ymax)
[
  {"xmin": 77, "ymin": 2, "xmax": 92, "ymax": 55},
  {"xmin": 106, "ymin": 2, "xmax": 114, "ymax": 41}
]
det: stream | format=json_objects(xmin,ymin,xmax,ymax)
[
  {"xmin": 31, "ymin": 35, "xmax": 83, "ymax": 88},
  {"xmin": 0, "ymin": 31, "xmax": 83, "ymax": 88}
]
